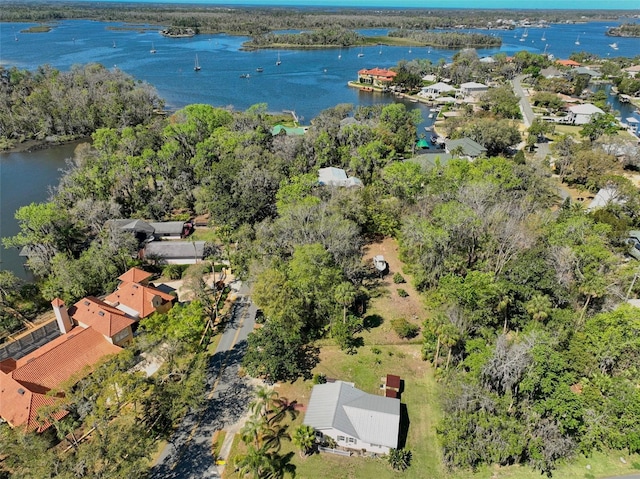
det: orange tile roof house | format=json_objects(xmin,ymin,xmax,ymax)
[
  {"xmin": 0, "ymin": 268, "xmax": 173, "ymax": 432},
  {"xmin": 357, "ymin": 67, "xmax": 397, "ymax": 88}
]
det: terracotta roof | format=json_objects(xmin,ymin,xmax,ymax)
[
  {"xmin": 118, "ymin": 267, "xmax": 153, "ymax": 284},
  {"xmin": 1, "ymin": 327, "xmax": 120, "ymax": 431},
  {"xmin": 70, "ymin": 297, "xmax": 135, "ymax": 338},
  {"xmin": 358, "ymin": 67, "xmax": 397, "ymax": 79},
  {"xmin": 13, "ymin": 327, "xmax": 121, "ymax": 390},
  {"xmin": 556, "ymin": 59, "xmax": 581, "ymax": 67},
  {"xmin": 105, "ymin": 282, "xmax": 174, "ymax": 319}
]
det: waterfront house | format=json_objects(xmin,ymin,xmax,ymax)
[
  {"xmin": 303, "ymin": 381, "xmax": 400, "ymax": 455},
  {"xmin": 419, "ymin": 82, "xmax": 457, "ymax": 99},
  {"xmin": 556, "ymin": 59, "xmax": 581, "ymax": 68},
  {"xmin": 357, "ymin": 68, "xmax": 397, "ymax": 88},
  {"xmin": 566, "ymin": 103, "xmax": 604, "ymax": 125},
  {"xmin": 271, "ymin": 125, "xmax": 308, "ymax": 136},
  {"xmin": 623, "ymin": 65, "xmax": 640, "ymax": 78},
  {"xmin": 539, "ymin": 67, "xmax": 565, "ymax": 79},
  {"xmin": 318, "ymin": 167, "xmax": 363, "ymax": 187}
]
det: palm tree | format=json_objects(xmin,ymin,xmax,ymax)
[
  {"xmin": 387, "ymin": 448, "xmax": 412, "ymax": 471},
  {"xmin": 525, "ymin": 294, "xmax": 552, "ymax": 322},
  {"xmin": 249, "ymin": 386, "xmax": 280, "ymax": 419},
  {"xmin": 234, "ymin": 444, "xmax": 272, "ymax": 479},
  {"xmin": 334, "ymin": 282, "xmax": 357, "ymax": 325},
  {"xmin": 241, "ymin": 416, "xmax": 268, "ymax": 448},
  {"xmin": 292, "ymin": 425, "xmax": 316, "ymax": 457},
  {"xmin": 262, "ymin": 423, "xmax": 291, "ymax": 452}
]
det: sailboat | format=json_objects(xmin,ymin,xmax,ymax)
[
  {"xmin": 112, "ymin": 40, "xmax": 116, "ymax": 48},
  {"xmin": 357, "ymin": 46, "xmax": 364, "ymax": 58},
  {"xmin": 379, "ymin": 46, "xmax": 382, "ymax": 55},
  {"xmin": 276, "ymin": 52, "xmax": 281, "ymax": 66},
  {"xmin": 541, "ymin": 32, "xmax": 546, "ymax": 41},
  {"xmin": 609, "ymin": 42, "xmax": 618, "ymax": 50},
  {"xmin": 194, "ymin": 54, "xmax": 201, "ymax": 71},
  {"xmin": 338, "ymin": 48, "xmax": 342, "ymax": 59},
  {"xmin": 150, "ymin": 42, "xmax": 156, "ymax": 54},
  {"xmin": 575, "ymin": 35, "xmax": 580, "ymax": 45},
  {"xmin": 522, "ymin": 28, "xmax": 528, "ymax": 38}
]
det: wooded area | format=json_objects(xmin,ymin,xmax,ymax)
[{"xmin": 2, "ymin": 40, "xmax": 640, "ymax": 477}]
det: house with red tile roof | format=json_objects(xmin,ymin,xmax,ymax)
[
  {"xmin": 556, "ymin": 59, "xmax": 581, "ymax": 67},
  {"xmin": 357, "ymin": 67, "xmax": 397, "ymax": 88},
  {"xmin": 0, "ymin": 267, "xmax": 174, "ymax": 432}
]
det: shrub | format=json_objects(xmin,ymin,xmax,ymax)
[
  {"xmin": 163, "ymin": 264, "xmax": 185, "ymax": 280},
  {"xmin": 371, "ymin": 346, "xmax": 381, "ymax": 355},
  {"xmin": 388, "ymin": 448, "xmax": 412, "ymax": 471},
  {"xmin": 312, "ymin": 373, "xmax": 327, "ymax": 384},
  {"xmin": 393, "ymin": 272, "xmax": 405, "ymax": 284},
  {"xmin": 391, "ymin": 318, "xmax": 419, "ymax": 339},
  {"xmin": 397, "ymin": 288, "xmax": 409, "ymax": 298}
]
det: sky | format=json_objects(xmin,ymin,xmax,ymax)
[{"xmin": 93, "ymin": 0, "xmax": 640, "ymax": 9}]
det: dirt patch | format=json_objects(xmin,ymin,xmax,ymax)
[{"xmin": 362, "ymin": 237, "xmax": 425, "ymax": 323}]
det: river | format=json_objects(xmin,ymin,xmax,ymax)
[{"xmin": 0, "ymin": 18, "xmax": 639, "ymax": 277}]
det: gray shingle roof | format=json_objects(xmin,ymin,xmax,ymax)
[
  {"xmin": 144, "ymin": 241, "xmax": 205, "ymax": 259},
  {"xmin": 304, "ymin": 381, "xmax": 400, "ymax": 448}
]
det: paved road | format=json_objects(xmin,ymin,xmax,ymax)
[
  {"xmin": 151, "ymin": 287, "xmax": 257, "ymax": 479},
  {"xmin": 513, "ymin": 74, "xmax": 535, "ymax": 128}
]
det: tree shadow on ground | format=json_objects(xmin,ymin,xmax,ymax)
[{"xmin": 363, "ymin": 314, "xmax": 383, "ymax": 330}]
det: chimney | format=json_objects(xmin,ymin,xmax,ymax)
[{"xmin": 52, "ymin": 298, "xmax": 73, "ymax": 334}]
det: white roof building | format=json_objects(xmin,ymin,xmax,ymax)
[
  {"xmin": 567, "ymin": 103, "xmax": 604, "ymax": 125},
  {"xmin": 459, "ymin": 82, "xmax": 489, "ymax": 96},
  {"xmin": 419, "ymin": 82, "xmax": 457, "ymax": 99},
  {"xmin": 318, "ymin": 167, "xmax": 363, "ymax": 187},
  {"xmin": 303, "ymin": 381, "xmax": 400, "ymax": 455},
  {"xmin": 587, "ymin": 186, "xmax": 626, "ymax": 212}
]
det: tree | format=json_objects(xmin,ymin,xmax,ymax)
[
  {"xmin": 580, "ymin": 113, "xmax": 618, "ymax": 142},
  {"xmin": 292, "ymin": 425, "xmax": 316, "ymax": 457},
  {"xmin": 525, "ymin": 294, "xmax": 553, "ymax": 322},
  {"xmin": 334, "ymin": 281, "xmax": 357, "ymax": 325}
]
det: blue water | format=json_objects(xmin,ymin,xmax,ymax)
[{"xmin": 1, "ymin": 19, "xmax": 638, "ymax": 121}]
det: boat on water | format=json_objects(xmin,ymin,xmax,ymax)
[
  {"xmin": 240, "ymin": 73, "xmax": 250, "ymax": 79},
  {"xmin": 522, "ymin": 28, "xmax": 528, "ymax": 38},
  {"xmin": 575, "ymin": 35, "xmax": 580, "ymax": 45},
  {"xmin": 541, "ymin": 32, "xmax": 546, "ymax": 41},
  {"xmin": 194, "ymin": 54, "xmax": 201, "ymax": 72},
  {"xmin": 430, "ymin": 135, "xmax": 439, "ymax": 144},
  {"xmin": 358, "ymin": 46, "xmax": 364, "ymax": 58},
  {"xmin": 112, "ymin": 40, "xmax": 116, "ymax": 48},
  {"xmin": 150, "ymin": 42, "xmax": 156, "ymax": 54},
  {"xmin": 256, "ymin": 67, "xmax": 263, "ymax": 72},
  {"xmin": 610, "ymin": 42, "xmax": 618, "ymax": 50},
  {"xmin": 276, "ymin": 52, "xmax": 281, "ymax": 66}
]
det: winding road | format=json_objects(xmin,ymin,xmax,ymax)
[{"xmin": 151, "ymin": 286, "xmax": 257, "ymax": 479}]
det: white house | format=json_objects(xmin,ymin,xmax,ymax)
[
  {"xmin": 419, "ymin": 82, "xmax": 457, "ymax": 99},
  {"xmin": 566, "ymin": 103, "xmax": 604, "ymax": 125},
  {"xmin": 303, "ymin": 381, "xmax": 400, "ymax": 455},
  {"xmin": 318, "ymin": 167, "xmax": 363, "ymax": 187},
  {"xmin": 459, "ymin": 81, "xmax": 488, "ymax": 97},
  {"xmin": 586, "ymin": 186, "xmax": 626, "ymax": 212}
]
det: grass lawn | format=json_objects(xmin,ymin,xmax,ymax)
[{"xmin": 223, "ymin": 237, "xmax": 640, "ymax": 479}]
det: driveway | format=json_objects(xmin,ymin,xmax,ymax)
[
  {"xmin": 150, "ymin": 283, "xmax": 257, "ymax": 479},
  {"xmin": 512, "ymin": 74, "xmax": 535, "ymax": 128}
]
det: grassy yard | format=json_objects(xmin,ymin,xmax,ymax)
[{"xmin": 223, "ymin": 238, "xmax": 640, "ymax": 479}]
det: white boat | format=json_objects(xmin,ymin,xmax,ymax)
[
  {"xmin": 276, "ymin": 52, "xmax": 281, "ymax": 66},
  {"xmin": 358, "ymin": 46, "xmax": 364, "ymax": 58},
  {"xmin": 610, "ymin": 42, "xmax": 618, "ymax": 50},
  {"xmin": 522, "ymin": 28, "xmax": 528, "ymax": 38},
  {"xmin": 338, "ymin": 48, "xmax": 342, "ymax": 59},
  {"xmin": 575, "ymin": 35, "xmax": 580, "ymax": 45},
  {"xmin": 194, "ymin": 54, "xmax": 201, "ymax": 71},
  {"xmin": 541, "ymin": 32, "xmax": 546, "ymax": 41},
  {"xmin": 112, "ymin": 40, "xmax": 116, "ymax": 48},
  {"xmin": 373, "ymin": 255, "xmax": 387, "ymax": 273},
  {"xmin": 150, "ymin": 42, "xmax": 156, "ymax": 54}
]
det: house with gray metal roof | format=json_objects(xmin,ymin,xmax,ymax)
[
  {"xmin": 303, "ymin": 381, "xmax": 400, "ymax": 454},
  {"xmin": 444, "ymin": 137, "xmax": 487, "ymax": 159},
  {"xmin": 318, "ymin": 167, "xmax": 363, "ymax": 187}
]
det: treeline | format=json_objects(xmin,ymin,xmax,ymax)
[
  {"xmin": 0, "ymin": 64, "xmax": 162, "ymax": 149},
  {"xmin": 245, "ymin": 27, "xmax": 363, "ymax": 49},
  {"xmin": 388, "ymin": 30, "xmax": 502, "ymax": 49},
  {"xmin": 0, "ymin": 3, "xmax": 626, "ymax": 36}
]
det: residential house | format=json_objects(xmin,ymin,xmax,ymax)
[
  {"xmin": 459, "ymin": 82, "xmax": 488, "ymax": 97},
  {"xmin": 556, "ymin": 59, "xmax": 581, "ymax": 68},
  {"xmin": 539, "ymin": 67, "xmax": 565, "ymax": 79},
  {"xmin": 357, "ymin": 68, "xmax": 397, "ymax": 88},
  {"xmin": 444, "ymin": 137, "xmax": 487, "ymax": 159},
  {"xmin": 0, "ymin": 267, "xmax": 174, "ymax": 432},
  {"xmin": 318, "ymin": 167, "xmax": 363, "ymax": 187},
  {"xmin": 143, "ymin": 240, "xmax": 207, "ymax": 265},
  {"xmin": 418, "ymin": 82, "xmax": 457, "ymax": 99},
  {"xmin": 623, "ymin": 65, "xmax": 640, "ymax": 78},
  {"xmin": 566, "ymin": 103, "xmax": 604, "ymax": 125},
  {"xmin": 586, "ymin": 186, "xmax": 626, "ymax": 212},
  {"xmin": 303, "ymin": 381, "xmax": 400, "ymax": 455},
  {"xmin": 571, "ymin": 66, "xmax": 602, "ymax": 79},
  {"xmin": 271, "ymin": 125, "xmax": 308, "ymax": 136}
]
